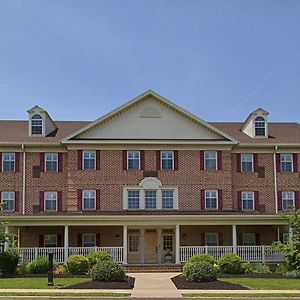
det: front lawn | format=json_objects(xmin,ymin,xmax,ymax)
[
  {"xmin": 184, "ymin": 293, "xmax": 300, "ymax": 298},
  {"xmin": 221, "ymin": 278, "xmax": 300, "ymax": 290}
]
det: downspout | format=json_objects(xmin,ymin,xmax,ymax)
[
  {"xmin": 273, "ymin": 145, "xmax": 278, "ymax": 214},
  {"xmin": 22, "ymin": 144, "xmax": 26, "ymax": 215}
]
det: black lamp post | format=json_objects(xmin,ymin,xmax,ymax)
[{"xmin": 47, "ymin": 252, "xmax": 54, "ymax": 286}]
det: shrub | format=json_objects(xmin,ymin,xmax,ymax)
[
  {"xmin": 285, "ymin": 270, "xmax": 300, "ymax": 278},
  {"xmin": 87, "ymin": 251, "xmax": 112, "ymax": 268},
  {"xmin": 17, "ymin": 263, "xmax": 29, "ymax": 275},
  {"xmin": 218, "ymin": 253, "xmax": 244, "ymax": 274},
  {"xmin": 53, "ymin": 264, "xmax": 68, "ymax": 275},
  {"xmin": 183, "ymin": 261, "xmax": 217, "ymax": 282},
  {"xmin": 275, "ymin": 263, "xmax": 288, "ymax": 275},
  {"xmin": 91, "ymin": 260, "xmax": 125, "ymax": 282},
  {"xmin": 188, "ymin": 254, "xmax": 215, "ymax": 265},
  {"xmin": 241, "ymin": 262, "xmax": 253, "ymax": 273},
  {"xmin": 0, "ymin": 248, "xmax": 20, "ymax": 274},
  {"xmin": 252, "ymin": 263, "xmax": 271, "ymax": 274},
  {"xmin": 27, "ymin": 256, "xmax": 48, "ymax": 274},
  {"xmin": 66, "ymin": 255, "xmax": 89, "ymax": 275}
]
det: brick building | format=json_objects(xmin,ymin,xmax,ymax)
[{"xmin": 0, "ymin": 90, "xmax": 297, "ymax": 264}]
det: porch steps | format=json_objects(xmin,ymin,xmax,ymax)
[{"xmin": 125, "ymin": 264, "xmax": 183, "ymax": 273}]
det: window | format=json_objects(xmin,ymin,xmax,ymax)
[
  {"xmin": 44, "ymin": 234, "xmax": 57, "ymax": 247},
  {"xmin": 241, "ymin": 154, "xmax": 253, "ymax": 172},
  {"xmin": 242, "ymin": 233, "xmax": 255, "ymax": 246},
  {"xmin": 83, "ymin": 151, "xmax": 96, "ymax": 170},
  {"xmin": 82, "ymin": 190, "xmax": 96, "ymax": 210},
  {"xmin": 242, "ymin": 192, "xmax": 254, "ymax": 211},
  {"xmin": 254, "ymin": 116, "xmax": 266, "ymax": 136},
  {"xmin": 129, "ymin": 235, "xmax": 139, "ymax": 252},
  {"xmin": 1, "ymin": 192, "xmax": 15, "ymax": 212},
  {"xmin": 205, "ymin": 190, "xmax": 218, "ymax": 210},
  {"xmin": 205, "ymin": 233, "xmax": 218, "ymax": 246},
  {"xmin": 45, "ymin": 153, "xmax": 58, "ymax": 172},
  {"xmin": 282, "ymin": 191, "xmax": 295, "ymax": 211},
  {"xmin": 2, "ymin": 153, "xmax": 15, "ymax": 172},
  {"xmin": 83, "ymin": 233, "xmax": 96, "ymax": 247},
  {"xmin": 44, "ymin": 191, "xmax": 57, "ymax": 212},
  {"xmin": 204, "ymin": 151, "xmax": 217, "ymax": 171},
  {"xmin": 128, "ymin": 190, "xmax": 140, "ymax": 209},
  {"xmin": 163, "ymin": 235, "xmax": 173, "ymax": 251},
  {"xmin": 162, "ymin": 190, "xmax": 174, "ymax": 209},
  {"xmin": 127, "ymin": 151, "xmax": 140, "ymax": 170},
  {"xmin": 282, "ymin": 233, "xmax": 289, "ymax": 244},
  {"xmin": 280, "ymin": 154, "xmax": 293, "ymax": 172},
  {"xmin": 31, "ymin": 114, "xmax": 43, "ymax": 135},
  {"xmin": 161, "ymin": 151, "xmax": 174, "ymax": 170},
  {"xmin": 145, "ymin": 190, "xmax": 156, "ymax": 209}
]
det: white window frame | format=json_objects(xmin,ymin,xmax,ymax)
[
  {"xmin": 204, "ymin": 151, "xmax": 217, "ymax": 171},
  {"xmin": 205, "ymin": 190, "xmax": 218, "ymax": 210},
  {"xmin": 44, "ymin": 234, "xmax": 57, "ymax": 247},
  {"xmin": 242, "ymin": 233, "xmax": 255, "ymax": 246},
  {"xmin": 129, "ymin": 234, "xmax": 139, "ymax": 252},
  {"xmin": 82, "ymin": 190, "xmax": 96, "ymax": 211},
  {"xmin": 280, "ymin": 154, "xmax": 293, "ymax": 172},
  {"xmin": 127, "ymin": 151, "xmax": 140, "ymax": 170},
  {"xmin": 161, "ymin": 151, "xmax": 174, "ymax": 170},
  {"xmin": 242, "ymin": 191, "xmax": 254, "ymax": 211},
  {"xmin": 127, "ymin": 189, "xmax": 140, "ymax": 209},
  {"xmin": 241, "ymin": 154, "xmax": 254, "ymax": 173},
  {"xmin": 45, "ymin": 153, "xmax": 58, "ymax": 172},
  {"xmin": 2, "ymin": 152, "xmax": 15, "ymax": 172},
  {"xmin": 145, "ymin": 190, "xmax": 157, "ymax": 209},
  {"xmin": 82, "ymin": 233, "xmax": 96, "ymax": 247},
  {"xmin": 282, "ymin": 191, "xmax": 295, "ymax": 211},
  {"xmin": 1, "ymin": 191, "xmax": 15, "ymax": 212},
  {"xmin": 83, "ymin": 151, "xmax": 96, "ymax": 170},
  {"xmin": 44, "ymin": 191, "xmax": 58, "ymax": 212},
  {"xmin": 162, "ymin": 190, "xmax": 174, "ymax": 209},
  {"xmin": 205, "ymin": 232, "xmax": 219, "ymax": 246},
  {"xmin": 254, "ymin": 116, "xmax": 266, "ymax": 137},
  {"xmin": 163, "ymin": 234, "xmax": 173, "ymax": 251},
  {"xmin": 31, "ymin": 114, "xmax": 43, "ymax": 135}
]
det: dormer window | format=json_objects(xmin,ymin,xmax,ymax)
[
  {"xmin": 31, "ymin": 114, "xmax": 43, "ymax": 135},
  {"xmin": 254, "ymin": 116, "xmax": 266, "ymax": 137}
]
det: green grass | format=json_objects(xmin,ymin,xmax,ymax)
[
  {"xmin": 0, "ymin": 292, "xmax": 130, "ymax": 297},
  {"xmin": 221, "ymin": 278, "xmax": 300, "ymax": 290},
  {"xmin": 184, "ymin": 293, "xmax": 300, "ymax": 298}
]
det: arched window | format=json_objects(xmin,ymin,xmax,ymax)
[
  {"xmin": 31, "ymin": 114, "xmax": 43, "ymax": 134},
  {"xmin": 254, "ymin": 116, "xmax": 266, "ymax": 136}
]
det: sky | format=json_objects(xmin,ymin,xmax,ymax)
[{"xmin": 0, "ymin": 0, "xmax": 299, "ymax": 123}]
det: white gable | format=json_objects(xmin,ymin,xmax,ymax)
[{"xmin": 76, "ymin": 96, "xmax": 226, "ymax": 140}]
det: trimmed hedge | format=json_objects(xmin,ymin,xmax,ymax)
[
  {"xmin": 27, "ymin": 256, "xmax": 48, "ymax": 274},
  {"xmin": 188, "ymin": 254, "xmax": 215, "ymax": 265},
  {"xmin": 218, "ymin": 253, "xmax": 244, "ymax": 274},
  {"xmin": 0, "ymin": 248, "xmax": 20, "ymax": 274},
  {"xmin": 66, "ymin": 255, "xmax": 89, "ymax": 275},
  {"xmin": 91, "ymin": 260, "xmax": 125, "ymax": 282},
  {"xmin": 87, "ymin": 251, "xmax": 112, "ymax": 268},
  {"xmin": 183, "ymin": 261, "xmax": 217, "ymax": 282}
]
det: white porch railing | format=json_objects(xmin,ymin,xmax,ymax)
[{"xmin": 180, "ymin": 245, "xmax": 285, "ymax": 263}]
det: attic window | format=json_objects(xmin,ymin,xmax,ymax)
[
  {"xmin": 31, "ymin": 114, "xmax": 43, "ymax": 135},
  {"xmin": 254, "ymin": 116, "xmax": 266, "ymax": 137}
]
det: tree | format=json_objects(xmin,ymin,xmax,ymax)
[{"xmin": 0, "ymin": 203, "xmax": 12, "ymax": 250}]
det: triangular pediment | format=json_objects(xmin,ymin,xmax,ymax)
[{"xmin": 63, "ymin": 90, "xmax": 236, "ymax": 142}]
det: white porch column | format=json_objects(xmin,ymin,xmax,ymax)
[
  {"xmin": 64, "ymin": 225, "xmax": 69, "ymax": 263},
  {"xmin": 175, "ymin": 225, "xmax": 180, "ymax": 264},
  {"xmin": 232, "ymin": 225, "xmax": 237, "ymax": 254},
  {"xmin": 289, "ymin": 226, "xmax": 293, "ymax": 241},
  {"xmin": 157, "ymin": 228, "xmax": 162, "ymax": 264},
  {"xmin": 123, "ymin": 225, "xmax": 128, "ymax": 265},
  {"xmin": 4, "ymin": 226, "xmax": 9, "ymax": 251},
  {"xmin": 140, "ymin": 228, "xmax": 145, "ymax": 264}
]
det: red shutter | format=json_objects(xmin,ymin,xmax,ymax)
[
  {"xmin": 293, "ymin": 153, "xmax": 298, "ymax": 172},
  {"xmin": 57, "ymin": 191, "xmax": 62, "ymax": 212},
  {"xmin": 96, "ymin": 150, "xmax": 100, "ymax": 170},
  {"xmin": 140, "ymin": 150, "xmax": 145, "ymax": 171},
  {"xmin": 39, "ymin": 235, "xmax": 44, "ymax": 247},
  {"xmin": 40, "ymin": 153, "xmax": 45, "ymax": 172},
  {"xmin": 253, "ymin": 153, "xmax": 258, "ymax": 173},
  {"xmin": 156, "ymin": 150, "xmax": 161, "ymax": 171},
  {"xmin": 57, "ymin": 234, "xmax": 63, "ymax": 247},
  {"xmin": 15, "ymin": 191, "xmax": 20, "ymax": 212},
  {"xmin": 276, "ymin": 153, "xmax": 281, "ymax": 173},
  {"xmin": 237, "ymin": 191, "xmax": 242, "ymax": 211},
  {"xmin": 200, "ymin": 189, "xmax": 205, "ymax": 210},
  {"xmin": 0, "ymin": 152, "xmax": 2, "ymax": 172},
  {"xmin": 277, "ymin": 191, "xmax": 282, "ymax": 211},
  {"xmin": 217, "ymin": 151, "xmax": 222, "ymax": 170},
  {"xmin": 77, "ymin": 233, "xmax": 82, "ymax": 247},
  {"xmin": 254, "ymin": 191, "xmax": 259, "ymax": 211},
  {"xmin": 122, "ymin": 150, "xmax": 127, "ymax": 171},
  {"xmin": 96, "ymin": 233, "xmax": 100, "ymax": 246},
  {"xmin": 255, "ymin": 233, "xmax": 261, "ymax": 245},
  {"xmin": 174, "ymin": 150, "xmax": 178, "ymax": 170},
  {"xmin": 15, "ymin": 153, "xmax": 20, "ymax": 172},
  {"xmin": 238, "ymin": 233, "xmax": 243, "ymax": 245},
  {"xmin": 295, "ymin": 191, "xmax": 299, "ymax": 210},
  {"xmin": 218, "ymin": 232, "xmax": 223, "ymax": 246},
  {"xmin": 77, "ymin": 189, "xmax": 82, "ymax": 211},
  {"xmin": 58, "ymin": 153, "xmax": 63, "ymax": 172},
  {"xmin": 201, "ymin": 232, "xmax": 205, "ymax": 246},
  {"xmin": 237, "ymin": 154, "xmax": 241, "ymax": 172},
  {"xmin": 200, "ymin": 151, "xmax": 204, "ymax": 170},
  {"xmin": 279, "ymin": 232, "xmax": 283, "ymax": 243},
  {"xmin": 96, "ymin": 190, "xmax": 100, "ymax": 210},
  {"xmin": 218, "ymin": 190, "xmax": 223, "ymax": 211},
  {"xmin": 39, "ymin": 191, "xmax": 44, "ymax": 212},
  {"xmin": 77, "ymin": 150, "xmax": 82, "ymax": 170}
]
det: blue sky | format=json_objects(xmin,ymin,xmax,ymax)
[{"xmin": 0, "ymin": 0, "xmax": 299, "ymax": 122}]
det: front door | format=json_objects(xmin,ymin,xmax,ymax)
[{"xmin": 144, "ymin": 230, "xmax": 157, "ymax": 264}]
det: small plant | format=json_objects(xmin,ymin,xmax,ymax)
[
  {"xmin": 66, "ymin": 255, "xmax": 89, "ymax": 275},
  {"xmin": 285, "ymin": 270, "xmax": 300, "ymax": 278},
  {"xmin": 275, "ymin": 263, "xmax": 288, "ymax": 275},
  {"xmin": 87, "ymin": 251, "xmax": 112, "ymax": 268},
  {"xmin": 0, "ymin": 248, "xmax": 20, "ymax": 274},
  {"xmin": 53, "ymin": 264, "xmax": 68, "ymax": 275},
  {"xmin": 27, "ymin": 256, "xmax": 48, "ymax": 274},
  {"xmin": 252, "ymin": 263, "xmax": 271, "ymax": 274},
  {"xmin": 241, "ymin": 262, "xmax": 253, "ymax": 273},
  {"xmin": 183, "ymin": 261, "xmax": 217, "ymax": 282},
  {"xmin": 17, "ymin": 263, "xmax": 29, "ymax": 275},
  {"xmin": 91, "ymin": 260, "xmax": 125, "ymax": 282},
  {"xmin": 188, "ymin": 254, "xmax": 214, "ymax": 265},
  {"xmin": 218, "ymin": 253, "xmax": 244, "ymax": 274}
]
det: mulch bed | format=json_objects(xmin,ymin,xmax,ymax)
[
  {"xmin": 64, "ymin": 276, "xmax": 135, "ymax": 289},
  {"xmin": 171, "ymin": 275, "xmax": 249, "ymax": 290},
  {"xmin": 218, "ymin": 273, "xmax": 286, "ymax": 278}
]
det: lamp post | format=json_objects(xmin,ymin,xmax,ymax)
[{"xmin": 47, "ymin": 252, "xmax": 54, "ymax": 286}]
